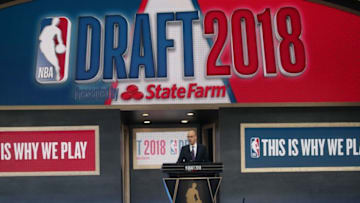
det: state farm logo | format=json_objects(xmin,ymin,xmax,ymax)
[
  {"xmin": 119, "ymin": 83, "xmax": 227, "ymax": 101},
  {"xmin": 121, "ymin": 85, "xmax": 144, "ymax": 100}
]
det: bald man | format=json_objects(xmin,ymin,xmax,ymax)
[{"xmin": 177, "ymin": 130, "xmax": 209, "ymax": 163}]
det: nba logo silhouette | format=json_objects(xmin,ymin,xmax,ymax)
[
  {"xmin": 35, "ymin": 17, "xmax": 71, "ymax": 83},
  {"xmin": 250, "ymin": 137, "xmax": 260, "ymax": 158},
  {"xmin": 170, "ymin": 140, "xmax": 177, "ymax": 155}
]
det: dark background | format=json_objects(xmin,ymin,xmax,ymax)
[
  {"xmin": 219, "ymin": 107, "xmax": 360, "ymax": 203},
  {"xmin": 0, "ymin": 107, "xmax": 360, "ymax": 202},
  {"xmin": 0, "ymin": 109, "xmax": 123, "ymax": 203},
  {"xmin": 320, "ymin": 0, "xmax": 360, "ymax": 11}
]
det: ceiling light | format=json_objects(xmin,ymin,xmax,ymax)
[
  {"xmin": 142, "ymin": 113, "xmax": 149, "ymax": 117},
  {"xmin": 144, "ymin": 120, "xmax": 151, "ymax": 124},
  {"xmin": 186, "ymin": 112, "xmax": 195, "ymax": 116},
  {"xmin": 181, "ymin": 120, "xmax": 189, "ymax": 124}
]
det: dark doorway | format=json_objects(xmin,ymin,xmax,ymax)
[{"xmin": 121, "ymin": 109, "xmax": 218, "ymax": 203}]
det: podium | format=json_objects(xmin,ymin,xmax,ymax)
[{"xmin": 162, "ymin": 163, "xmax": 223, "ymax": 203}]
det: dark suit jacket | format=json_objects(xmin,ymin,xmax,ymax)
[{"xmin": 177, "ymin": 143, "xmax": 209, "ymax": 163}]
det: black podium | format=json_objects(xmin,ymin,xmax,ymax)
[{"xmin": 162, "ymin": 163, "xmax": 223, "ymax": 203}]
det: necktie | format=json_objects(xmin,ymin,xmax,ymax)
[{"xmin": 191, "ymin": 146, "xmax": 195, "ymax": 161}]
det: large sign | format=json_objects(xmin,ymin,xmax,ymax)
[
  {"xmin": 241, "ymin": 123, "xmax": 360, "ymax": 173},
  {"xmin": 0, "ymin": 0, "xmax": 360, "ymax": 106},
  {"xmin": 133, "ymin": 128, "xmax": 194, "ymax": 169},
  {"xmin": 0, "ymin": 126, "xmax": 99, "ymax": 176}
]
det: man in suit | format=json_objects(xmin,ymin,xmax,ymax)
[{"xmin": 177, "ymin": 130, "xmax": 209, "ymax": 163}]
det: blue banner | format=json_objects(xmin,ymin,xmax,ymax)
[{"xmin": 241, "ymin": 123, "xmax": 360, "ymax": 172}]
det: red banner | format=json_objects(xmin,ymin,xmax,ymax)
[
  {"xmin": 0, "ymin": 126, "xmax": 99, "ymax": 176},
  {"xmin": 197, "ymin": 0, "xmax": 360, "ymax": 103}
]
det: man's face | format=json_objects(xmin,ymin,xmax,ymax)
[{"xmin": 187, "ymin": 131, "xmax": 197, "ymax": 145}]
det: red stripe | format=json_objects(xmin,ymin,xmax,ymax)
[{"xmin": 138, "ymin": 0, "xmax": 148, "ymax": 13}]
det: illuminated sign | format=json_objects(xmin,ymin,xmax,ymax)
[
  {"xmin": 241, "ymin": 123, "xmax": 360, "ymax": 173},
  {"xmin": 0, "ymin": 0, "xmax": 359, "ymax": 106},
  {"xmin": 133, "ymin": 128, "xmax": 195, "ymax": 169},
  {"xmin": 0, "ymin": 126, "xmax": 99, "ymax": 176}
]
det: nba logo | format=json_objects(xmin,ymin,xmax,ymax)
[
  {"xmin": 250, "ymin": 137, "xmax": 260, "ymax": 158},
  {"xmin": 170, "ymin": 140, "xmax": 177, "ymax": 155},
  {"xmin": 35, "ymin": 17, "xmax": 71, "ymax": 83}
]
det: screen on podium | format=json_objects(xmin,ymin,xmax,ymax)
[{"xmin": 133, "ymin": 128, "xmax": 196, "ymax": 169}]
